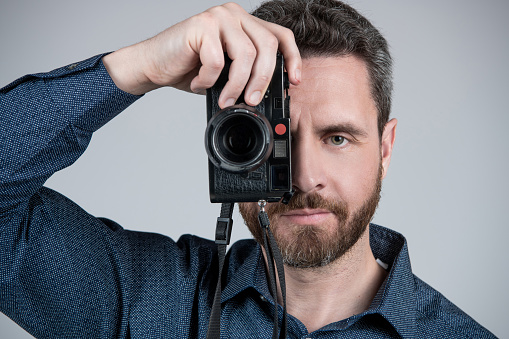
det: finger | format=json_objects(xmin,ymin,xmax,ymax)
[
  {"xmin": 189, "ymin": 35, "xmax": 225, "ymax": 93},
  {"xmin": 260, "ymin": 21, "xmax": 302, "ymax": 85},
  {"xmin": 228, "ymin": 15, "xmax": 301, "ymax": 106},
  {"xmin": 191, "ymin": 3, "xmax": 256, "ymax": 108},
  {"xmin": 242, "ymin": 55, "xmax": 276, "ymax": 106},
  {"xmin": 238, "ymin": 22, "xmax": 279, "ymax": 106},
  {"xmin": 218, "ymin": 30, "xmax": 258, "ymax": 108}
]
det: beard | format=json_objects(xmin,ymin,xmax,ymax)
[{"xmin": 239, "ymin": 164, "xmax": 382, "ymax": 269}]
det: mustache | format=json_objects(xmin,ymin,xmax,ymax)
[{"xmin": 267, "ymin": 191, "xmax": 348, "ymax": 218}]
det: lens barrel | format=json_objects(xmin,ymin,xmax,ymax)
[{"xmin": 205, "ymin": 105, "xmax": 273, "ymax": 173}]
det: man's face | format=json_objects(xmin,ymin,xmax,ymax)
[{"xmin": 239, "ymin": 56, "xmax": 395, "ymax": 268}]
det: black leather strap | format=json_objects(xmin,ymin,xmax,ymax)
[
  {"xmin": 206, "ymin": 202, "xmax": 234, "ymax": 339},
  {"xmin": 259, "ymin": 209, "xmax": 288, "ymax": 339},
  {"xmin": 206, "ymin": 202, "xmax": 287, "ymax": 338}
]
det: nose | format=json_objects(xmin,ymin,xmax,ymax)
[{"xmin": 291, "ymin": 137, "xmax": 327, "ymax": 194}]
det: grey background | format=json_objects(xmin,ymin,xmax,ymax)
[{"xmin": 1, "ymin": 0, "xmax": 507, "ymax": 337}]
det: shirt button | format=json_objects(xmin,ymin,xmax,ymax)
[{"xmin": 260, "ymin": 295, "xmax": 267, "ymax": 302}]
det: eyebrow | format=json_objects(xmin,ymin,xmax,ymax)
[{"xmin": 314, "ymin": 122, "xmax": 369, "ymax": 140}]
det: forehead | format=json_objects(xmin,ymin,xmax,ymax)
[{"xmin": 289, "ymin": 56, "xmax": 378, "ymax": 136}]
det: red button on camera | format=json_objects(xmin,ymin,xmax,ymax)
[{"xmin": 275, "ymin": 123, "xmax": 286, "ymax": 135}]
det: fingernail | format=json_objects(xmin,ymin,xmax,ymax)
[
  {"xmin": 295, "ymin": 69, "xmax": 301, "ymax": 83},
  {"xmin": 249, "ymin": 91, "xmax": 261, "ymax": 105},
  {"xmin": 224, "ymin": 98, "xmax": 236, "ymax": 107}
]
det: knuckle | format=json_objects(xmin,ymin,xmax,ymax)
[
  {"xmin": 193, "ymin": 11, "xmax": 217, "ymax": 26},
  {"xmin": 257, "ymin": 74, "xmax": 271, "ymax": 85},
  {"xmin": 208, "ymin": 58, "xmax": 225, "ymax": 73},
  {"xmin": 280, "ymin": 27, "xmax": 295, "ymax": 41},
  {"xmin": 265, "ymin": 35, "xmax": 279, "ymax": 50},
  {"xmin": 206, "ymin": 5, "xmax": 227, "ymax": 18},
  {"xmin": 243, "ymin": 43, "xmax": 257, "ymax": 60},
  {"xmin": 222, "ymin": 2, "xmax": 243, "ymax": 11}
]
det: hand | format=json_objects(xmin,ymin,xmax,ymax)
[{"xmin": 103, "ymin": 2, "xmax": 301, "ymax": 107}]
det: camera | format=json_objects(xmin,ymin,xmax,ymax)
[{"xmin": 205, "ymin": 54, "xmax": 293, "ymax": 203}]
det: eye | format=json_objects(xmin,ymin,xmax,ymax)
[{"xmin": 329, "ymin": 135, "xmax": 348, "ymax": 146}]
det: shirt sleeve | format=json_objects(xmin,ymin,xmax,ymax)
[
  {"xmin": 0, "ymin": 54, "xmax": 141, "ymax": 338},
  {"xmin": 0, "ymin": 54, "xmax": 140, "ymax": 214}
]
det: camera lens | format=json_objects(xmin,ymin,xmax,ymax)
[
  {"xmin": 206, "ymin": 105, "xmax": 273, "ymax": 173},
  {"xmin": 224, "ymin": 120, "xmax": 254, "ymax": 156},
  {"xmin": 220, "ymin": 116, "xmax": 257, "ymax": 161},
  {"xmin": 226, "ymin": 128, "xmax": 253, "ymax": 154}
]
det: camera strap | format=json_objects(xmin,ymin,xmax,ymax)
[
  {"xmin": 206, "ymin": 201, "xmax": 287, "ymax": 339},
  {"xmin": 258, "ymin": 200, "xmax": 288, "ymax": 339},
  {"xmin": 206, "ymin": 202, "xmax": 234, "ymax": 339}
]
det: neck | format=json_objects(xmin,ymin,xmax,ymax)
[{"xmin": 269, "ymin": 226, "xmax": 388, "ymax": 333}]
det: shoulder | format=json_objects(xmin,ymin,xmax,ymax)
[
  {"xmin": 124, "ymin": 231, "xmax": 258, "ymax": 277},
  {"xmin": 413, "ymin": 276, "xmax": 496, "ymax": 338},
  {"xmin": 124, "ymin": 230, "xmax": 217, "ymax": 273}
]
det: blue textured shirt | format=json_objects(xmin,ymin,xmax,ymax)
[{"xmin": 0, "ymin": 55, "xmax": 496, "ymax": 338}]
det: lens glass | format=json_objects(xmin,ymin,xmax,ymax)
[
  {"xmin": 224, "ymin": 122, "xmax": 255, "ymax": 156},
  {"xmin": 216, "ymin": 115, "xmax": 263, "ymax": 164}
]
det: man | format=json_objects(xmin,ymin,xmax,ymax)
[{"xmin": 0, "ymin": 0, "xmax": 497, "ymax": 338}]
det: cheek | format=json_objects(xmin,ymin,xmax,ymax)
[
  {"xmin": 238, "ymin": 202, "xmax": 260, "ymax": 236},
  {"xmin": 327, "ymin": 148, "xmax": 380, "ymax": 207},
  {"xmin": 238, "ymin": 202, "xmax": 258, "ymax": 219}
]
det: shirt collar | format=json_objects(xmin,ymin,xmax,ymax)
[
  {"xmin": 368, "ymin": 224, "xmax": 418, "ymax": 338},
  {"xmin": 221, "ymin": 224, "xmax": 418, "ymax": 338}
]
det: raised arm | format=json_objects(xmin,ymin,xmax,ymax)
[
  {"xmin": 0, "ymin": 3, "xmax": 300, "ymax": 338},
  {"xmin": 102, "ymin": 2, "xmax": 301, "ymax": 103}
]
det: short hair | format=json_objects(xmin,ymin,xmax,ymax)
[{"xmin": 253, "ymin": 0, "xmax": 393, "ymax": 138}]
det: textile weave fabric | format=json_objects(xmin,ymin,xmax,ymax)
[{"xmin": 0, "ymin": 55, "xmax": 496, "ymax": 338}]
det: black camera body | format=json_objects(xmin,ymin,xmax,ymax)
[{"xmin": 205, "ymin": 54, "xmax": 292, "ymax": 203}]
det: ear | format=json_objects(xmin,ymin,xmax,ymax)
[{"xmin": 380, "ymin": 118, "xmax": 397, "ymax": 179}]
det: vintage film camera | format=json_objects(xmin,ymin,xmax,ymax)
[{"xmin": 205, "ymin": 54, "xmax": 293, "ymax": 203}]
